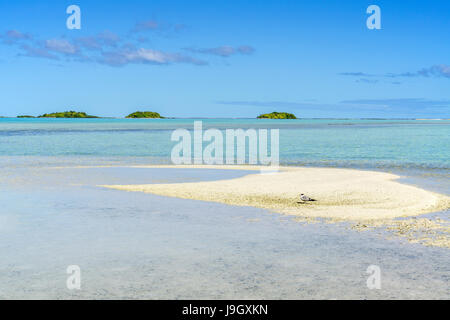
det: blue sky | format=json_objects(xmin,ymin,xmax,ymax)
[{"xmin": 0, "ymin": 0, "xmax": 449, "ymax": 118}]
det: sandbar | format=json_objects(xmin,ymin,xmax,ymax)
[{"xmin": 101, "ymin": 165, "xmax": 450, "ymax": 221}]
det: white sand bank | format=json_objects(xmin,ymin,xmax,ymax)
[{"xmin": 101, "ymin": 166, "xmax": 450, "ymax": 221}]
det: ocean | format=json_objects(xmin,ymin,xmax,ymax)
[
  {"xmin": 0, "ymin": 118, "xmax": 448, "ymax": 167},
  {"xmin": 0, "ymin": 118, "xmax": 449, "ymax": 299}
]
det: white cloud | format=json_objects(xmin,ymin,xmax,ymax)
[
  {"xmin": 100, "ymin": 48, "xmax": 207, "ymax": 66},
  {"xmin": 45, "ymin": 39, "xmax": 78, "ymax": 55}
]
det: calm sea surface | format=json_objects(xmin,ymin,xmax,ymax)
[
  {"xmin": 0, "ymin": 119, "xmax": 448, "ymax": 299},
  {"xmin": 0, "ymin": 118, "xmax": 449, "ymax": 170}
]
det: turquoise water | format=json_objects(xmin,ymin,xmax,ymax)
[
  {"xmin": 1, "ymin": 165, "xmax": 449, "ymax": 299},
  {"xmin": 0, "ymin": 118, "xmax": 449, "ymax": 299},
  {"xmin": 1, "ymin": 118, "xmax": 449, "ymax": 170}
]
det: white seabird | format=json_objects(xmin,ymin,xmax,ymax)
[{"xmin": 300, "ymin": 194, "xmax": 316, "ymax": 202}]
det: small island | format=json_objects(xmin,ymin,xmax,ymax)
[
  {"xmin": 257, "ymin": 112, "xmax": 297, "ymax": 119},
  {"xmin": 38, "ymin": 111, "xmax": 98, "ymax": 118},
  {"xmin": 126, "ymin": 111, "xmax": 164, "ymax": 119},
  {"xmin": 17, "ymin": 115, "xmax": 35, "ymax": 118}
]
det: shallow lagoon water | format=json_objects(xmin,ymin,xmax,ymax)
[
  {"xmin": 0, "ymin": 162, "xmax": 448, "ymax": 299},
  {"xmin": 1, "ymin": 118, "xmax": 449, "ymax": 170},
  {"xmin": 0, "ymin": 119, "xmax": 448, "ymax": 299}
]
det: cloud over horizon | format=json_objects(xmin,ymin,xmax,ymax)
[
  {"xmin": 340, "ymin": 98, "xmax": 450, "ymax": 108},
  {"xmin": 100, "ymin": 48, "xmax": 208, "ymax": 66},
  {"xmin": 75, "ymin": 31, "xmax": 121, "ymax": 51},
  {"xmin": 1, "ymin": 20, "xmax": 253, "ymax": 67},
  {"xmin": 130, "ymin": 20, "xmax": 187, "ymax": 36},
  {"xmin": 340, "ymin": 65, "xmax": 450, "ymax": 81},
  {"xmin": 185, "ymin": 45, "xmax": 255, "ymax": 57},
  {"xmin": 217, "ymin": 98, "xmax": 450, "ymax": 118},
  {"xmin": 45, "ymin": 39, "xmax": 79, "ymax": 55},
  {"xmin": 1, "ymin": 30, "xmax": 32, "ymax": 45}
]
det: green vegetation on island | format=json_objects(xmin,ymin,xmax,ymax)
[
  {"xmin": 126, "ymin": 111, "xmax": 164, "ymax": 119},
  {"xmin": 257, "ymin": 112, "xmax": 297, "ymax": 119},
  {"xmin": 38, "ymin": 111, "xmax": 98, "ymax": 118},
  {"xmin": 17, "ymin": 115, "xmax": 35, "ymax": 118}
]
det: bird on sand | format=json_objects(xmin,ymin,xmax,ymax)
[{"xmin": 299, "ymin": 194, "xmax": 316, "ymax": 202}]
